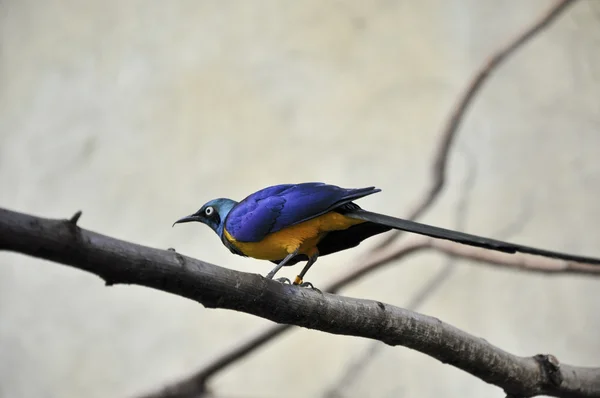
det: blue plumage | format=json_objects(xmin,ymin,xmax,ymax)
[{"xmin": 224, "ymin": 183, "xmax": 380, "ymax": 242}]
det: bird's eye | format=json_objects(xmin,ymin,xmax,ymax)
[{"xmin": 205, "ymin": 206, "xmax": 214, "ymax": 216}]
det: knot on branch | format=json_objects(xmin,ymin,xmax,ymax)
[
  {"xmin": 168, "ymin": 248, "xmax": 186, "ymax": 267},
  {"xmin": 534, "ymin": 353, "xmax": 563, "ymax": 387}
]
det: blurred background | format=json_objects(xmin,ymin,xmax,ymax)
[{"xmin": 1, "ymin": 1, "xmax": 599, "ymax": 397}]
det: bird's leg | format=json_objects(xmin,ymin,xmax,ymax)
[
  {"xmin": 266, "ymin": 249, "xmax": 299, "ymax": 282},
  {"xmin": 293, "ymin": 251, "xmax": 319, "ymax": 288}
]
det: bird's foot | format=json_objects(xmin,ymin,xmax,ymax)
[
  {"xmin": 275, "ymin": 277, "xmax": 291, "ymax": 284},
  {"xmin": 299, "ymin": 282, "xmax": 320, "ymax": 292},
  {"xmin": 293, "ymin": 276, "xmax": 320, "ymax": 291}
]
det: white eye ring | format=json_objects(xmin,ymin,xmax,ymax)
[{"xmin": 205, "ymin": 206, "xmax": 214, "ymax": 216}]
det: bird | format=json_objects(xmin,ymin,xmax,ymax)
[{"xmin": 173, "ymin": 182, "xmax": 600, "ymax": 287}]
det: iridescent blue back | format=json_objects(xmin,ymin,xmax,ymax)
[{"xmin": 224, "ymin": 182, "xmax": 380, "ymax": 242}]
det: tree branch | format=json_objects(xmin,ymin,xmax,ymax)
[
  {"xmin": 1, "ymin": 208, "xmax": 599, "ymax": 398},
  {"xmin": 428, "ymin": 239, "xmax": 600, "ymax": 276},
  {"xmin": 138, "ymin": 325, "xmax": 290, "ymax": 398},
  {"xmin": 377, "ymin": 0, "xmax": 578, "ymax": 247},
  {"xmin": 138, "ymin": 243, "xmax": 428, "ymax": 398}
]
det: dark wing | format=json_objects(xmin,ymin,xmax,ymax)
[
  {"xmin": 269, "ymin": 202, "xmax": 392, "ymax": 265},
  {"xmin": 317, "ymin": 223, "xmax": 391, "ymax": 257},
  {"xmin": 346, "ymin": 209, "xmax": 600, "ymax": 265},
  {"xmin": 224, "ymin": 182, "xmax": 381, "ymax": 242}
]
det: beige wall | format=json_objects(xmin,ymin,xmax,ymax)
[{"xmin": 1, "ymin": 1, "xmax": 599, "ymax": 397}]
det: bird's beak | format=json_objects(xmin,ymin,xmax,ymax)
[{"xmin": 172, "ymin": 214, "xmax": 200, "ymax": 227}]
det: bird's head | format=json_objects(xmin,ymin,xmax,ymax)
[{"xmin": 173, "ymin": 198, "xmax": 238, "ymax": 237}]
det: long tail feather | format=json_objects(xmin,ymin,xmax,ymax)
[{"xmin": 346, "ymin": 209, "xmax": 600, "ymax": 265}]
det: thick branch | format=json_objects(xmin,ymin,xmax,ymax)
[
  {"xmin": 1, "ymin": 208, "xmax": 599, "ymax": 397},
  {"xmin": 140, "ymin": 240, "xmax": 427, "ymax": 398}
]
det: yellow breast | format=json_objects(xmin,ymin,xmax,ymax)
[{"xmin": 223, "ymin": 212, "xmax": 364, "ymax": 261}]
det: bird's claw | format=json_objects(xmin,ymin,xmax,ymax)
[
  {"xmin": 291, "ymin": 276, "xmax": 320, "ymax": 291},
  {"xmin": 273, "ymin": 276, "xmax": 319, "ymax": 290},
  {"xmin": 299, "ymin": 281, "xmax": 320, "ymax": 291}
]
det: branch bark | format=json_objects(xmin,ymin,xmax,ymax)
[{"xmin": 1, "ymin": 207, "xmax": 599, "ymax": 398}]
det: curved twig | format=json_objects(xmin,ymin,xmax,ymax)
[
  {"xmin": 428, "ymin": 239, "xmax": 600, "ymax": 276},
  {"xmin": 377, "ymin": 0, "xmax": 578, "ymax": 249}
]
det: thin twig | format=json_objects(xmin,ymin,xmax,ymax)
[
  {"xmin": 374, "ymin": 0, "xmax": 578, "ymax": 249},
  {"xmin": 139, "ymin": 325, "xmax": 292, "ymax": 398},
  {"xmin": 428, "ymin": 239, "xmax": 600, "ymax": 276}
]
